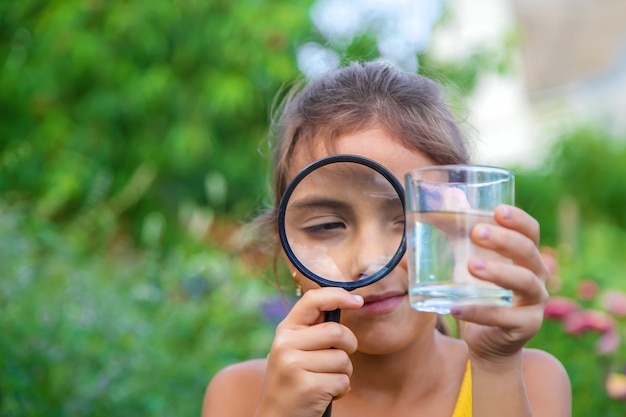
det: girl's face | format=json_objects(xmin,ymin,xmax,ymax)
[{"xmin": 287, "ymin": 127, "xmax": 439, "ymax": 355}]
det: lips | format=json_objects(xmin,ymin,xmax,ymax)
[{"xmin": 361, "ymin": 291, "xmax": 406, "ymax": 314}]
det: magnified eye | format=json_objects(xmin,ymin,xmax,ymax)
[
  {"xmin": 304, "ymin": 221, "xmax": 346, "ymax": 235},
  {"xmin": 393, "ymin": 216, "xmax": 405, "ymax": 228}
]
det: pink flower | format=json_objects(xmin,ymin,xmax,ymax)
[
  {"xmin": 563, "ymin": 309, "xmax": 615, "ymax": 335},
  {"xmin": 604, "ymin": 290, "xmax": 626, "ymax": 317},
  {"xmin": 544, "ymin": 296, "xmax": 579, "ymax": 319},
  {"xmin": 606, "ymin": 372, "xmax": 626, "ymax": 400},
  {"xmin": 596, "ymin": 330, "xmax": 621, "ymax": 355},
  {"xmin": 577, "ymin": 280, "xmax": 599, "ymax": 300}
]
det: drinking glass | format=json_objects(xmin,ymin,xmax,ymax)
[{"xmin": 405, "ymin": 165, "xmax": 515, "ymax": 314}]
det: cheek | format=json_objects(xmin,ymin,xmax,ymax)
[
  {"xmin": 385, "ymin": 260, "xmax": 408, "ymax": 289},
  {"xmin": 399, "ymin": 253, "xmax": 408, "ymax": 268}
]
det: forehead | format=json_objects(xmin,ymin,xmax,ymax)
[
  {"xmin": 288, "ymin": 161, "xmax": 401, "ymax": 206},
  {"xmin": 288, "ymin": 127, "xmax": 436, "ymax": 183}
]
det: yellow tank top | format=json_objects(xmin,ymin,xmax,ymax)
[{"xmin": 451, "ymin": 360, "xmax": 472, "ymax": 417}]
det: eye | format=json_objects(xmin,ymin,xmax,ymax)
[
  {"xmin": 390, "ymin": 211, "xmax": 405, "ymax": 228},
  {"xmin": 304, "ymin": 221, "xmax": 346, "ymax": 234}
]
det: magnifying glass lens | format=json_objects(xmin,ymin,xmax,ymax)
[{"xmin": 282, "ymin": 160, "xmax": 404, "ymax": 285}]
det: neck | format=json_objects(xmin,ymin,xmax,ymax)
[{"xmin": 349, "ymin": 330, "xmax": 459, "ymax": 402}]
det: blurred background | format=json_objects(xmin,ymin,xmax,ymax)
[{"xmin": 1, "ymin": 0, "xmax": 626, "ymax": 415}]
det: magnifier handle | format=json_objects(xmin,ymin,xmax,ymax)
[
  {"xmin": 321, "ymin": 308, "xmax": 341, "ymax": 417},
  {"xmin": 324, "ymin": 308, "xmax": 341, "ymax": 323}
]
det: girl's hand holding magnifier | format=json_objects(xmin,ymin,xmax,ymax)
[{"xmin": 256, "ymin": 287, "xmax": 363, "ymax": 417}]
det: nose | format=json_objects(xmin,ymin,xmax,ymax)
[{"xmin": 350, "ymin": 222, "xmax": 399, "ymax": 281}]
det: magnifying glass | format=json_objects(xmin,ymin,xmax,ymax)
[{"xmin": 277, "ymin": 154, "xmax": 406, "ymax": 417}]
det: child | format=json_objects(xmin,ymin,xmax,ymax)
[{"xmin": 202, "ymin": 62, "xmax": 571, "ymax": 417}]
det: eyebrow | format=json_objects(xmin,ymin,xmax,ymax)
[
  {"xmin": 289, "ymin": 194, "xmax": 402, "ymax": 213},
  {"xmin": 289, "ymin": 197, "xmax": 351, "ymax": 212},
  {"xmin": 368, "ymin": 192, "xmax": 402, "ymax": 207}
]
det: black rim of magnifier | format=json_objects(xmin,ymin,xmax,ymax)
[{"xmin": 277, "ymin": 154, "xmax": 406, "ymax": 291}]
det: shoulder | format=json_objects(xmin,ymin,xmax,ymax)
[
  {"xmin": 209, "ymin": 358, "xmax": 268, "ymax": 384},
  {"xmin": 521, "ymin": 348, "xmax": 572, "ymax": 416},
  {"xmin": 521, "ymin": 347, "xmax": 569, "ymax": 380},
  {"xmin": 202, "ymin": 359, "xmax": 267, "ymax": 417}
]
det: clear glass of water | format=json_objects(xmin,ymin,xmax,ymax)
[{"xmin": 405, "ymin": 165, "xmax": 515, "ymax": 314}]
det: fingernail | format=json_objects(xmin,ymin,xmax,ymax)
[
  {"xmin": 479, "ymin": 226, "xmax": 490, "ymax": 239},
  {"xmin": 352, "ymin": 295, "xmax": 364, "ymax": 303},
  {"xmin": 472, "ymin": 259, "xmax": 486, "ymax": 270},
  {"xmin": 502, "ymin": 205, "xmax": 512, "ymax": 219},
  {"xmin": 450, "ymin": 305, "xmax": 463, "ymax": 317}
]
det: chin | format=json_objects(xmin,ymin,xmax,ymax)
[{"xmin": 350, "ymin": 311, "xmax": 433, "ymax": 355}]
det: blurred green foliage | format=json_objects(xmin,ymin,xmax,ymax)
[
  {"xmin": 515, "ymin": 126, "xmax": 626, "ymax": 249},
  {"xmin": 1, "ymin": 0, "xmax": 310, "ymax": 414},
  {"xmin": 548, "ymin": 128, "xmax": 626, "ymax": 229},
  {"xmin": 519, "ymin": 128, "xmax": 626, "ymax": 416},
  {"xmin": 0, "ymin": 202, "xmax": 278, "ymax": 416},
  {"xmin": 527, "ymin": 221, "xmax": 626, "ymax": 416},
  {"xmin": 0, "ymin": 0, "xmax": 314, "ymax": 248},
  {"xmin": 529, "ymin": 320, "xmax": 625, "ymax": 416}
]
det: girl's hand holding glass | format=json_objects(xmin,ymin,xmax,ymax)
[{"xmin": 451, "ymin": 205, "xmax": 549, "ymax": 360}]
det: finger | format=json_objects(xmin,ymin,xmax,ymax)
[
  {"xmin": 494, "ymin": 205, "xmax": 540, "ymax": 246},
  {"xmin": 276, "ymin": 321, "xmax": 359, "ymax": 353},
  {"xmin": 470, "ymin": 223, "xmax": 548, "ymax": 281},
  {"xmin": 268, "ymin": 349, "xmax": 353, "ymax": 401},
  {"xmin": 451, "ymin": 303, "xmax": 544, "ymax": 335},
  {"xmin": 324, "ymin": 374, "xmax": 350, "ymax": 400},
  {"xmin": 317, "ymin": 373, "xmax": 352, "ymax": 401},
  {"xmin": 282, "ymin": 349, "xmax": 353, "ymax": 376},
  {"xmin": 467, "ymin": 258, "xmax": 549, "ymax": 306},
  {"xmin": 280, "ymin": 287, "xmax": 364, "ymax": 328}
]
